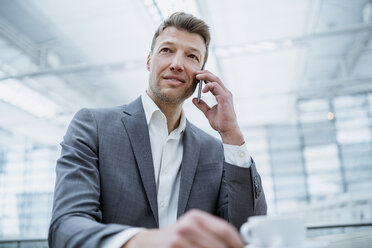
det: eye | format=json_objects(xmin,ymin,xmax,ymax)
[
  {"xmin": 160, "ymin": 47, "xmax": 171, "ymax": 53},
  {"xmin": 188, "ymin": 54, "xmax": 199, "ymax": 61}
]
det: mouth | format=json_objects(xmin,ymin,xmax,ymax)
[{"xmin": 163, "ymin": 75, "xmax": 186, "ymax": 84}]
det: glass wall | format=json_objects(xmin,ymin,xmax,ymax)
[
  {"xmin": 0, "ymin": 143, "xmax": 58, "ymax": 239},
  {"xmin": 245, "ymin": 93, "xmax": 372, "ymax": 219}
]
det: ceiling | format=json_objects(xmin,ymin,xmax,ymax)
[{"xmin": 0, "ymin": 0, "xmax": 371, "ymax": 145}]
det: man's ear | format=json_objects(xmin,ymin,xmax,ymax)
[{"xmin": 146, "ymin": 53, "xmax": 151, "ymax": 71}]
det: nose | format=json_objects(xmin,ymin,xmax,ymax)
[{"xmin": 170, "ymin": 53, "xmax": 184, "ymax": 72}]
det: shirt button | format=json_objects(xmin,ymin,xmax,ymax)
[
  {"xmin": 239, "ymin": 151, "xmax": 245, "ymax": 158},
  {"xmin": 160, "ymin": 201, "xmax": 165, "ymax": 208},
  {"xmin": 164, "ymin": 169, "xmax": 168, "ymax": 174}
]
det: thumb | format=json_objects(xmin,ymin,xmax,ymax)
[{"xmin": 192, "ymin": 98, "xmax": 210, "ymax": 117}]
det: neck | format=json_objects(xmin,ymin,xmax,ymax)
[{"xmin": 146, "ymin": 91, "xmax": 183, "ymax": 134}]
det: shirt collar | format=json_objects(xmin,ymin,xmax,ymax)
[{"xmin": 141, "ymin": 92, "xmax": 187, "ymax": 135}]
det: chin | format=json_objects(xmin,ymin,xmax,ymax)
[
  {"xmin": 152, "ymin": 91, "xmax": 182, "ymax": 104},
  {"xmin": 150, "ymin": 84, "xmax": 194, "ymax": 104}
]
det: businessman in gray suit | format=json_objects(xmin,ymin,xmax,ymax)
[{"xmin": 49, "ymin": 12, "xmax": 267, "ymax": 248}]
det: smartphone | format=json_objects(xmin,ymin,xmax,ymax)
[
  {"xmin": 197, "ymin": 65, "xmax": 205, "ymax": 103},
  {"xmin": 197, "ymin": 79, "xmax": 203, "ymax": 103}
]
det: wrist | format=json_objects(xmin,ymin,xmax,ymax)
[{"xmin": 220, "ymin": 128, "xmax": 244, "ymax": 146}]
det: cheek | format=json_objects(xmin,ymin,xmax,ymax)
[
  {"xmin": 153, "ymin": 60, "xmax": 168, "ymax": 75},
  {"xmin": 150, "ymin": 63, "xmax": 160, "ymax": 77}
]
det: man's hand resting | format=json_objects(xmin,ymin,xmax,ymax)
[{"xmin": 123, "ymin": 209, "xmax": 244, "ymax": 248}]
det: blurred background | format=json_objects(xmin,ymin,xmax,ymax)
[{"xmin": 1, "ymin": 0, "xmax": 372, "ymax": 246}]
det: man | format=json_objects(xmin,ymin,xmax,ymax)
[{"xmin": 49, "ymin": 12, "xmax": 266, "ymax": 248}]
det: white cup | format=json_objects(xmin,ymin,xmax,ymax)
[{"xmin": 240, "ymin": 216, "xmax": 306, "ymax": 247}]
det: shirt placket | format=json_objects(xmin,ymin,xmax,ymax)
[
  {"xmin": 157, "ymin": 137, "xmax": 173, "ymax": 227},
  {"xmin": 156, "ymin": 113, "xmax": 171, "ymax": 227}
]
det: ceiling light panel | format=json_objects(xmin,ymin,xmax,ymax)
[{"xmin": 0, "ymin": 79, "xmax": 58, "ymax": 118}]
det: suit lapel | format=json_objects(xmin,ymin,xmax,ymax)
[
  {"xmin": 121, "ymin": 97, "xmax": 159, "ymax": 226},
  {"xmin": 177, "ymin": 121, "xmax": 200, "ymax": 217}
]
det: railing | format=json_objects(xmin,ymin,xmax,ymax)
[
  {"xmin": 0, "ymin": 238, "xmax": 47, "ymax": 248},
  {"xmin": 306, "ymin": 221, "xmax": 372, "ymax": 237}
]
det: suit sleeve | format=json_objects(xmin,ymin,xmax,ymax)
[
  {"xmin": 216, "ymin": 153, "xmax": 267, "ymax": 230},
  {"xmin": 48, "ymin": 109, "xmax": 128, "ymax": 248}
]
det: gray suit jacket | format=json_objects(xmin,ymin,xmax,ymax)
[{"xmin": 48, "ymin": 97, "xmax": 267, "ymax": 248}]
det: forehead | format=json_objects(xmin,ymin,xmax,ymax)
[{"xmin": 154, "ymin": 27, "xmax": 206, "ymax": 55}]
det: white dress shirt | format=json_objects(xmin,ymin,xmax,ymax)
[{"xmin": 101, "ymin": 93, "xmax": 252, "ymax": 247}]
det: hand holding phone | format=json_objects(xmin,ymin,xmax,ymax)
[{"xmin": 192, "ymin": 69, "xmax": 245, "ymax": 146}]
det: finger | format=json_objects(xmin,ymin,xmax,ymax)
[
  {"xmin": 177, "ymin": 222, "xmax": 228, "ymax": 248},
  {"xmin": 202, "ymin": 82, "xmax": 225, "ymax": 96},
  {"xmin": 201, "ymin": 221, "xmax": 244, "ymax": 248},
  {"xmin": 192, "ymin": 98, "xmax": 210, "ymax": 116},
  {"xmin": 196, "ymin": 71, "xmax": 222, "ymax": 86},
  {"xmin": 177, "ymin": 211, "xmax": 234, "ymax": 248},
  {"xmin": 195, "ymin": 212, "xmax": 244, "ymax": 248},
  {"xmin": 196, "ymin": 71, "xmax": 227, "ymax": 91}
]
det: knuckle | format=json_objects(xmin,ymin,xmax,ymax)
[
  {"xmin": 177, "ymin": 223, "xmax": 192, "ymax": 236},
  {"xmin": 220, "ymin": 94, "xmax": 230, "ymax": 102},
  {"xmin": 189, "ymin": 214, "xmax": 199, "ymax": 223},
  {"xmin": 187, "ymin": 209, "xmax": 202, "ymax": 218},
  {"xmin": 220, "ymin": 227, "xmax": 234, "ymax": 238},
  {"xmin": 186, "ymin": 209, "xmax": 203, "ymax": 224}
]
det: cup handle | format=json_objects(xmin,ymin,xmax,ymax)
[{"xmin": 240, "ymin": 222, "xmax": 255, "ymax": 243}]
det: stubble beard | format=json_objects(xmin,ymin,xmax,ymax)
[{"xmin": 149, "ymin": 79, "xmax": 197, "ymax": 106}]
